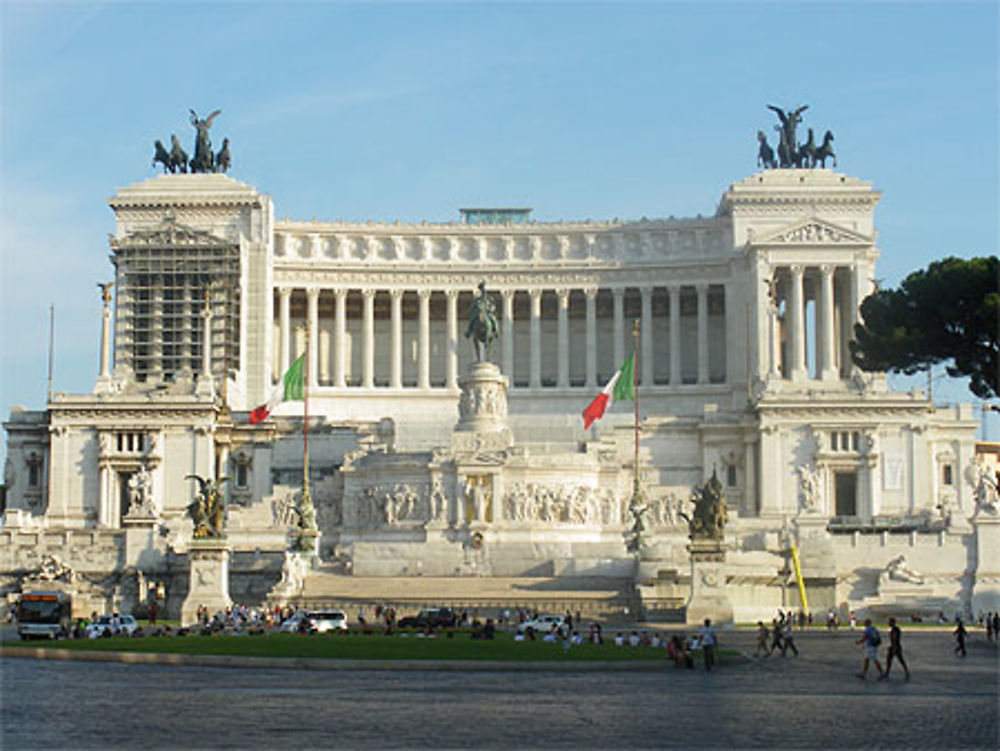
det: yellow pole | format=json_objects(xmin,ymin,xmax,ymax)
[{"xmin": 790, "ymin": 545, "xmax": 809, "ymax": 612}]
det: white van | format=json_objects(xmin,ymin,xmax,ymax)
[{"xmin": 308, "ymin": 610, "xmax": 348, "ymax": 632}]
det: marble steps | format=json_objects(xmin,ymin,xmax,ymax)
[{"xmin": 290, "ymin": 571, "xmax": 635, "ymax": 617}]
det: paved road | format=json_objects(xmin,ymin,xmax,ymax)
[{"xmin": 2, "ymin": 630, "xmax": 997, "ymax": 750}]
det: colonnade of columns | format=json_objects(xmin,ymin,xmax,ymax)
[
  {"xmin": 768, "ymin": 264, "xmax": 857, "ymax": 382},
  {"xmin": 272, "ymin": 283, "xmax": 728, "ymax": 390}
]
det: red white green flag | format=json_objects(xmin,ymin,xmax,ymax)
[
  {"xmin": 250, "ymin": 354, "xmax": 305, "ymax": 425},
  {"xmin": 581, "ymin": 354, "xmax": 635, "ymax": 428}
]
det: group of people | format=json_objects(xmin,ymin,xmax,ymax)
[
  {"xmin": 754, "ymin": 613, "xmax": 799, "ymax": 657},
  {"xmin": 856, "ymin": 617, "xmax": 910, "ymax": 680}
]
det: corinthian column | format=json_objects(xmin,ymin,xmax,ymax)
[
  {"xmin": 557, "ymin": 289, "xmax": 570, "ymax": 388},
  {"xmin": 641, "ymin": 287, "xmax": 653, "ymax": 387},
  {"xmin": 307, "ymin": 288, "xmax": 319, "ymax": 387},
  {"xmin": 362, "ymin": 289, "xmax": 375, "ymax": 389},
  {"xmin": 696, "ymin": 283, "xmax": 709, "ymax": 384},
  {"xmin": 820, "ymin": 265, "xmax": 837, "ymax": 381},
  {"xmin": 278, "ymin": 287, "xmax": 292, "ymax": 378},
  {"xmin": 669, "ymin": 285, "xmax": 681, "ymax": 386},
  {"xmin": 613, "ymin": 289, "xmax": 625, "ymax": 369},
  {"xmin": 501, "ymin": 290, "xmax": 514, "ymax": 380},
  {"xmin": 446, "ymin": 290, "xmax": 458, "ymax": 389},
  {"xmin": 418, "ymin": 289, "xmax": 431, "ymax": 389},
  {"xmin": 530, "ymin": 289, "xmax": 542, "ymax": 389},
  {"xmin": 585, "ymin": 288, "xmax": 597, "ymax": 388},
  {"xmin": 390, "ymin": 289, "xmax": 403, "ymax": 389},
  {"xmin": 333, "ymin": 289, "xmax": 347, "ymax": 388},
  {"xmin": 788, "ymin": 266, "xmax": 806, "ymax": 381}
]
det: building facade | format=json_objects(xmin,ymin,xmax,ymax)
[{"xmin": 3, "ymin": 168, "xmax": 998, "ymax": 621}]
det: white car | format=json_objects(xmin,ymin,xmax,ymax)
[
  {"xmin": 86, "ymin": 614, "xmax": 138, "ymax": 638},
  {"xmin": 517, "ymin": 614, "xmax": 566, "ymax": 635},
  {"xmin": 308, "ymin": 610, "xmax": 348, "ymax": 633}
]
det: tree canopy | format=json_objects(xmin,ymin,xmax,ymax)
[{"xmin": 850, "ymin": 256, "xmax": 999, "ymax": 399}]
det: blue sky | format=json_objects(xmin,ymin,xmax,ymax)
[{"xmin": 1, "ymin": 1, "xmax": 997, "ymax": 439}]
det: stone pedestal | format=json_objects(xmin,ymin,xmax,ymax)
[
  {"xmin": 685, "ymin": 539, "xmax": 733, "ymax": 625},
  {"xmin": 180, "ymin": 539, "xmax": 231, "ymax": 626},
  {"xmin": 971, "ymin": 514, "xmax": 1000, "ymax": 613},
  {"xmin": 452, "ymin": 362, "xmax": 513, "ymax": 453}
]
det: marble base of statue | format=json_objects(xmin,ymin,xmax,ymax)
[
  {"xmin": 685, "ymin": 538, "xmax": 733, "ymax": 626},
  {"xmin": 180, "ymin": 538, "xmax": 232, "ymax": 626}
]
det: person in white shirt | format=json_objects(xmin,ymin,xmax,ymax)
[{"xmin": 699, "ymin": 618, "xmax": 717, "ymax": 672}]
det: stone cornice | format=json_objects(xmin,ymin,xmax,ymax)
[{"xmin": 109, "ymin": 174, "xmax": 264, "ymax": 211}]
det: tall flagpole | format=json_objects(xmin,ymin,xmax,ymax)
[
  {"xmin": 303, "ymin": 325, "xmax": 310, "ymax": 501},
  {"xmin": 632, "ymin": 318, "xmax": 640, "ymax": 491}
]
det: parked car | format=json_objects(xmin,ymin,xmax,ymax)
[
  {"xmin": 86, "ymin": 614, "xmax": 138, "ymax": 638},
  {"xmin": 397, "ymin": 608, "xmax": 458, "ymax": 629},
  {"xmin": 307, "ymin": 610, "xmax": 348, "ymax": 633},
  {"xmin": 517, "ymin": 614, "xmax": 566, "ymax": 635}
]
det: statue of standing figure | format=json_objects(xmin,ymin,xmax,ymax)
[
  {"xmin": 464, "ymin": 282, "xmax": 499, "ymax": 363},
  {"xmin": 189, "ymin": 109, "xmax": 222, "ymax": 173},
  {"xmin": 767, "ymin": 104, "xmax": 808, "ymax": 168},
  {"xmin": 186, "ymin": 474, "xmax": 228, "ymax": 538}
]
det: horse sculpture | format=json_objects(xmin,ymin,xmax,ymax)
[
  {"xmin": 215, "ymin": 138, "xmax": 232, "ymax": 173},
  {"xmin": 756, "ymin": 131, "xmax": 776, "ymax": 169},
  {"xmin": 169, "ymin": 135, "xmax": 189, "ymax": 174},
  {"xmin": 814, "ymin": 130, "xmax": 836, "ymax": 168},
  {"xmin": 464, "ymin": 282, "xmax": 499, "ymax": 363},
  {"xmin": 799, "ymin": 128, "xmax": 817, "ymax": 168},
  {"xmin": 189, "ymin": 109, "xmax": 222, "ymax": 173},
  {"xmin": 153, "ymin": 140, "xmax": 174, "ymax": 173}
]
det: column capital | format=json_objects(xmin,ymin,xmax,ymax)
[
  {"xmin": 306, "ymin": 287, "xmax": 320, "ymax": 301},
  {"xmin": 445, "ymin": 289, "xmax": 459, "ymax": 301},
  {"xmin": 500, "ymin": 289, "xmax": 515, "ymax": 301},
  {"xmin": 557, "ymin": 288, "xmax": 570, "ymax": 304},
  {"xmin": 417, "ymin": 289, "xmax": 432, "ymax": 301},
  {"xmin": 529, "ymin": 288, "xmax": 543, "ymax": 301},
  {"xmin": 390, "ymin": 288, "xmax": 404, "ymax": 301},
  {"xmin": 278, "ymin": 287, "xmax": 293, "ymax": 299},
  {"xmin": 334, "ymin": 288, "xmax": 348, "ymax": 300},
  {"xmin": 789, "ymin": 264, "xmax": 804, "ymax": 277},
  {"xmin": 820, "ymin": 264, "xmax": 835, "ymax": 277},
  {"xmin": 584, "ymin": 287, "xmax": 598, "ymax": 300},
  {"xmin": 612, "ymin": 287, "xmax": 624, "ymax": 299},
  {"xmin": 695, "ymin": 282, "xmax": 709, "ymax": 295},
  {"xmin": 362, "ymin": 288, "xmax": 377, "ymax": 300},
  {"xmin": 640, "ymin": 286, "xmax": 653, "ymax": 299}
]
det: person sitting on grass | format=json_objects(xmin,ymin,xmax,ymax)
[{"xmin": 614, "ymin": 632, "xmax": 625, "ymax": 647}]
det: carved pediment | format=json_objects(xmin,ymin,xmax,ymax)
[
  {"xmin": 110, "ymin": 218, "xmax": 234, "ymax": 250},
  {"xmin": 757, "ymin": 217, "xmax": 871, "ymax": 246}
]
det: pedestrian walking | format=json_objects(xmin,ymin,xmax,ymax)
[
  {"xmin": 699, "ymin": 618, "xmax": 717, "ymax": 672},
  {"xmin": 769, "ymin": 617, "xmax": 784, "ymax": 655},
  {"xmin": 953, "ymin": 618, "xmax": 967, "ymax": 657},
  {"xmin": 856, "ymin": 618, "xmax": 884, "ymax": 679},
  {"xmin": 883, "ymin": 617, "xmax": 910, "ymax": 681},
  {"xmin": 781, "ymin": 621, "xmax": 799, "ymax": 657},
  {"xmin": 754, "ymin": 621, "xmax": 770, "ymax": 658},
  {"xmin": 993, "ymin": 612, "xmax": 999, "ymax": 642}
]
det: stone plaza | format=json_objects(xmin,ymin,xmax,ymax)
[{"xmin": 2, "ymin": 628, "xmax": 997, "ymax": 749}]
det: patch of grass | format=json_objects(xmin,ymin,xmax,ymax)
[{"xmin": 7, "ymin": 632, "xmax": 710, "ymax": 663}]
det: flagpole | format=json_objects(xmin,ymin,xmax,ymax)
[
  {"xmin": 632, "ymin": 318, "xmax": 640, "ymax": 492},
  {"xmin": 303, "ymin": 326, "xmax": 310, "ymax": 501}
]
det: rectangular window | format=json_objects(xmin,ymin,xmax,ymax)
[
  {"xmin": 943, "ymin": 465, "xmax": 954, "ymax": 486},
  {"xmin": 830, "ymin": 432, "xmax": 838, "ymax": 451},
  {"xmin": 726, "ymin": 465, "xmax": 737, "ymax": 487},
  {"xmin": 834, "ymin": 472, "xmax": 857, "ymax": 516},
  {"xmin": 236, "ymin": 463, "xmax": 249, "ymax": 489}
]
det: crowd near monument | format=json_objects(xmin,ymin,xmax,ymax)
[{"xmin": 2, "ymin": 107, "xmax": 998, "ymax": 626}]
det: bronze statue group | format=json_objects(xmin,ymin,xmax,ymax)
[{"xmin": 757, "ymin": 104, "xmax": 836, "ymax": 170}]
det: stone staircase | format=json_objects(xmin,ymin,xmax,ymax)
[{"xmin": 281, "ymin": 564, "xmax": 637, "ymax": 620}]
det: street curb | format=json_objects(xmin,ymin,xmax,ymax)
[{"xmin": 0, "ymin": 646, "xmax": 693, "ymax": 671}]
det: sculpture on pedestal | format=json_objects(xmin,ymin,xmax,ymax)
[
  {"xmin": 464, "ymin": 281, "xmax": 499, "ymax": 362},
  {"xmin": 150, "ymin": 110, "xmax": 231, "ymax": 175},
  {"xmin": 185, "ymin": 474, "xmax": 227, "ymax": 538},
  {"xmin": 756, "ymin": 105, "xmax": 837, "ymax": 169},
  {"xmin": 682, "ymin": 470, "xmax": 727, "ymax": 541}
]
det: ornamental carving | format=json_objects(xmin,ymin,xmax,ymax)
[{"xmin": 502, "ymin": 482, "xmax": 622, "ymax": 525}]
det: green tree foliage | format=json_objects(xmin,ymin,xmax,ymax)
[{"xmin": 850, "ymin": 256, "xmax": 999, "ymax": 399}]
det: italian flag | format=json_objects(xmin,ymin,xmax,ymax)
[
  {"xmin": 581, "ymin": 354, "xmax": 635, "ymax": 428},
  {"xmin": 250, "ymin": 354, "xmax": 305, "ymax": 425}
]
